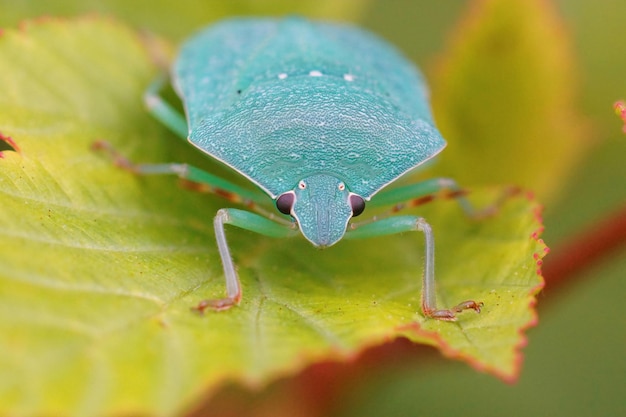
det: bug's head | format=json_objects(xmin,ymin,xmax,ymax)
[{"xmin": 275, "ymin": 174, "xmax": 365, "ymax": 248}]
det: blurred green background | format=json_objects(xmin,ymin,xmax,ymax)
[
  {"xmin": 357, "ymin": 2, "xmax": 626, "ymax": 416},
  {"xmin": 1, "ymin": 0, "xmax": 624, "ymax": 416}
]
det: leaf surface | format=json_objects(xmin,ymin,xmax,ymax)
[{"xmin": 0, "ymin": 17, "xmax": 545, "ymax": 416}]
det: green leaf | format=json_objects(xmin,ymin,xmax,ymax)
[
  {"xmin": 0, "ymin": 17, "xmax": 545, "ymax": 416},
  {"xmin": 430, "ymin": 0, "xmax": 590, "ymax": 202}
]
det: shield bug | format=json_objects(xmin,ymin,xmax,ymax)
[{"xmin": 96, "ymin": 17, "xmax": 489, "ymax": 321}]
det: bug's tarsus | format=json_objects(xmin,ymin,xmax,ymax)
[
  {"xmin": 423, "ymin": 300, "xmax": 484, "ymax": 322},
  {"xmin": 192, "ymin": 294, "xmax": 241, "ymax": 314}
]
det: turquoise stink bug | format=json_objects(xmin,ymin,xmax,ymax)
[{"xmin": 95, "ymin": 17, "xmax": 492, "ymax": 321}]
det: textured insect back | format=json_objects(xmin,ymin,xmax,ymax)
[{"xmin": 174, "ymin": 18, "xmax": 447, "ymax": 200}]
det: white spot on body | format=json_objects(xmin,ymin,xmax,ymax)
[
  {"xmin": 343, "ymin": 73, "xmax": 355, "ymax": 82},
  {"xmin": 309, "ymin": 70, "xmax": 323, "ymax": 77},
  {"xmin": 278, "ymin": 73, "xmax": 288, "ymax": 79}
]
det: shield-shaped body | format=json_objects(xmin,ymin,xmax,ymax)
[{"xmin": 174, "ymin": 17, "xmax": 445, "ymax": 196}]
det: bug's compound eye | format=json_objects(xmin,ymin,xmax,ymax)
[
  {"xmin": 298, "ymin": 180, "xmax": 307, "ymax": 190},
  {"xmin": 349, "ymin": 194, "xmax": 366, "ymax": 217},
  {"xmin": 276, "ymin": 192, "xmax": 295, "ymax": 215}
]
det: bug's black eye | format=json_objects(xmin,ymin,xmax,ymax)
[
  {"xmin": 349, "ymin": 194, "xmax": 365, "ymax": 217},
  {"xmin": 276, "ymin": 192, "xmax": 295, "ymax": 215}
]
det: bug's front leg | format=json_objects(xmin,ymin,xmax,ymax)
[
  {"xmin": 346, "ymin": 215, "xmax": 482, "ymax": 321},
  {"xmin": 193, "ymin": 208, "xmax": 298, "ymax": 314},
  {"xmin": 193, "ymin": 209, "xmax": 241, "ymax": 312}
]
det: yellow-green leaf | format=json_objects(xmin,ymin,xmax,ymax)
[{"xmin": 0, "ymin": 17, "xmax": 545, "ymax": 416}]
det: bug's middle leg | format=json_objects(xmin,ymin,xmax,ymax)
[
  {"xmin": 368, "ymin": 177, "xmax": 518, "ymax": 221},
  {"xmin": 91, "ymin": 140, "xmax": 278, "ymax": 217}
]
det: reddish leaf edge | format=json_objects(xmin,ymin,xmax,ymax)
[{"xmin": 0, "ymin": 131, "xmax": 21, "ymax": 157}]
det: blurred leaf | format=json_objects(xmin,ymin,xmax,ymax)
[
  {"xmin": 0, "ymin": 17, "xmax": 544, "ymax": 416},
  {"xmin": 431, "ymin": 0, "xmax": 590, "ymax": 201},
  {"xmin": 0, "ymin": 0, "xmax": 373, "ymax": 40}
]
